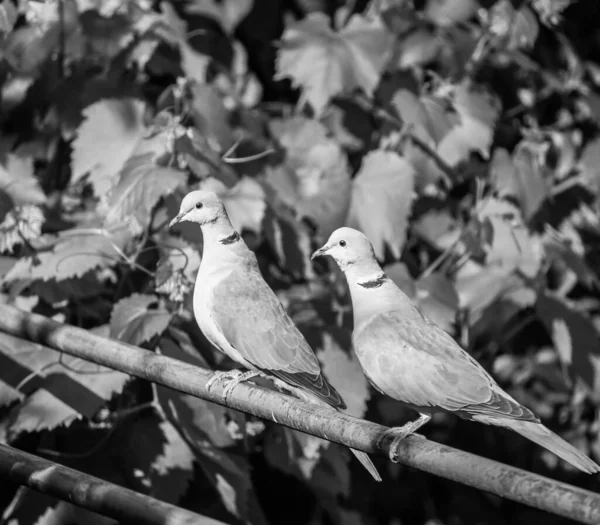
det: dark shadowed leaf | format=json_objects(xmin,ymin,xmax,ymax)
[
  {"xmin": 157, "ymin": 336, "xmax": 237, "ymax": 449},
  {"xmin": 104, "ymin": 155, "xmax": 186, "ymax": 234},
  {"xmin": 188, "ymin": 83, "xmax": 234, "ymax": 152},
  {"xmin": 0, "ymin": 332, "xmax": 129, "ymax": 440},
  {"xmin": 110, "ymin": 294, "xmax": 172, "ymax": 346},
  {"xmin": 263, "ymin": 205, "xmax": 314, "ymax": 279},
  {"xmin": 415, "ymin": 272, "xmax": 459, "ymax": 333},
  {"xmin": 318, "ymin": 332, "xmax": 370, "ymax": 418},
  {"xmin": 385, "ymin": 262, "xmax": 416, "ymax": 297},
  {"xmin": 511, "ymin": 140, "xmax": 551, "ymax": 221},
  {"xmin": 544, "ymin": 231, "xmax": 599, "ymax": 289},
  {"xmin": 536, "ymin": 293, "xmax": 600, "ymax": 396}
]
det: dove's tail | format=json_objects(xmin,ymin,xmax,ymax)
[
  {"xmin": 295, "ymin": 388, "xmax": 382, "ymax": 482},
  {"xmin": 490, "ymin": 418, "xmax": 600, "ymax": 474},
  {"xmin": 349, "ymin": 449, "xmax": 382, "ymax": 481}
]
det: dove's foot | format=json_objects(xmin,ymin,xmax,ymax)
[
  {"xmin": 386, "ymin": 413, "xmax": 431, "ymax": 463},
  {"xmin": 206, "ymin": 369, "xmax": 245, "ymax": 393},
  {"xmin": 222, "ymin": 371, "xmax": 262, "ymax": 401}
]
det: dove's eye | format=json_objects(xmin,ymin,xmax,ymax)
[
  {"xmin": 195, "ymin": 202, "xmax": 203, "ymax": 209},
  {"xmin": 339, "ymin": 240, "xmax": 346, "ymax": 247}
]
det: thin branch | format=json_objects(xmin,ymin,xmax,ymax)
[
  {"xmin": 0, "ymin": 305, "xmax": 599, "ymax": 525},
  {"xmin": 0, "ymin": 443, "xmax": 226, "ymax": 525}
]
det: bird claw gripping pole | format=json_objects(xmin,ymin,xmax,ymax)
[
  {"xmin": 382, "ymin": 413, "xmax": 432, "ymax": 462},
  {"xmin": 206, "ymin": 369, "xmax": 264, "ymax": 402}
]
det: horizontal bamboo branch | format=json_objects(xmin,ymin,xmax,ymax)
[
  {"xmin": 0, "ymin": 304, "xmax": 599, "ymax": 524},
  {"xmin": 0, "ymin": 443, "xmax": 225, "ymax": 525}
]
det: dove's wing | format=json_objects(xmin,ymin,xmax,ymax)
[
  {"xmin": 209, "ymin": 265, "xmax": 345, "ymax": 409},
  {"xmin": 354, "ymin": 311, "xmax": 538, "ymax": 422}
]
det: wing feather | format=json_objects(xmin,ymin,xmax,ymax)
[
  {"xmin": 354, "ymin": 311, "xmax": 538, "ymax": 421},
  {"xmin": 210, "ymin": 266, "xmax": 345, "ymax": 409}
]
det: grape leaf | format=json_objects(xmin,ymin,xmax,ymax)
[
  {"xmin": 110, "ymin": 294, "xmax": 172, "ymax": 346},
  {"xmin": 158, "ymin": 335, "xmax": 237, "ymax": 449},
  {"xmin": 197, "ymin": 440, "xmax": 268, "ymax": 523},
  {"xmin": 198, "ymin": 176, "xmax": 266, "ymax": 234},
  {"xmin": 183, "ymin": 0, "xmax": 254, "ymax": 33},
  {"xmin": 392, "ymin": 90, "xmax": 456, "ymax": 146},
  {"xmin": 531, "ymin": 0, "xmax": 574, "ymax": 25},
  {"xmin": 4, "ymin": 24, "xmax": 60, "ymax": 75},
  {"xmin": 294, "ymin": 143, "xmax": 352, "ymax": 238},
  {"xmin": 3, "ymin": 494, "xmax": 115, "ymax": 525},
  {"xmin": 438, "ymin": 82, "xmax": 500, "ymax": 166},
  {"xmin": 0, "ymin": 154, "xmax": 45, "ymax": 206},
  {"xmin": 490, "ymin": 148, "xmax": 519, "ymax": 197},
  {"xmin": 579, "ymin": 136, "xmax": 600, "ymax": 194},
  {"xmin": 149, "ymin": 419, "xmax": 195, "ymax": 504},
  {"xmin": 276, "ymin": 13, "xmax": 394, "ymax": 116},
  {"xmin": 265, "ymin": 425, "xmax": 331, "ymax": 482},
  {"xmin": 385, "ymin": 261, "xmax": 417, "ymax": 297},
  {"xmin": 263, "ymin": 204, "xmax": 315, "ymax": 279},
  {"xmin": 491, "ymin": 2, "xmax": 539, "ymax": 50},
  {"xmin": 188, "ymin": 83, "xmax": 235, "ymax": 152},
  {"xmin": 71, "ymin": 98, "xmax": 147, "ymax": 195},
  {"xmin": 544, "ymin": 230, "xmax": 598, "ymax": 289},
  {"xmin": 318, "ymin": 331, "xmax": 370, "ymax": 418},
  {"xmin": 0, "ymin": 1, "xmax": 17, "ymax": 34},
  {"xmin": 348, "ymin": 150, "xmax": 415, "ymax": 259},
  {"xmin": 386, "ymin": 263, "xmax": 459, "ymax": 333},
  {"xmin": 424, "ymin": 0, "xmax": 479, "ymax": 27},
  {"xmin": 104, "ymin": 154, "xmax": 186, "ymax": 234},
  {"xmin": 477, "ymin": 198, "xmax": 542, "ymax": 278},
  {"xmin": 393, "ymin": 89, "xmax": 457, "ymax": 187},
  {"xmin": 3, "ymin": 227, "xmax": 132, "ymax": 282},
  {"xmin": 395, "ymin": 28, "xmax": 442, "ymax": 69},
  {"xmin": 536, "ymin": 293, "xmax": 600, "ymax": 395},
  {"xmin": 270, "ymin": 116, "xmax": 329, "ymax": 158},
  {"xmin": 415, "ymin": 273, "xmax": 459, "ymax": 333},
  {"xmin": 156, "ymin": 234, "xmax": 201, "ymax": 284},
  {"xmin": 0, "ymin": 205, "xmax": 44, "ymax": 254},
  {"xmin": 0, "ymin": 331, "xmax": 129, "ymax": 440},
  {"xmin": 267, "ymin": 117, "xmax": 352, "ymax": 238},
  {"xmin": 511, "ymin": 141, "xmax": 551, "ymax": 220}
]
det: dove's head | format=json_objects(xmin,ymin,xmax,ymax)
[
  {"xmin": 169, "ymin": 190, "xmax": 229, "ymax": 228},
  {"xmin": 311, "ymin": 227, "xmax": 377, "ymax": 271}
]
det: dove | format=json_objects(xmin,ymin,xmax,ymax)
[
  {"xmin": 169, "ymin": 191, "xmax": 381, "ymax": 481},
  {"xmin": 312, "ymin": 227, "xmax": 600, "ymax": 474}
]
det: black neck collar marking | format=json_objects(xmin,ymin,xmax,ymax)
[
  {"xmin": 358, "ymin": 273, "xmax": 388, "ymax": 289},
  {"xmin": 219, "ymin": 231, "xmax": 241, "ymax": 245}
]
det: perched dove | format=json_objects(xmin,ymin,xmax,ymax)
[
  {"xmin": 170, "ymin": 191, "xmax": 381, "ymax": 481},
  {"xmin": 312, "ymin": 227, "xmax": 600, "ymax": 474}
]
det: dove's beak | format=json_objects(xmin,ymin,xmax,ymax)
[
  {"xmin": 311, "ymin": 243, "xmax": 332, "ymax": 260},
  {"xmin": 169, "ymin": 212, "xmax": 186, "ymax": 229}
]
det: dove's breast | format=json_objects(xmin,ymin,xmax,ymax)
[{"xmin": 193, "ymin": 262, "xmax": 256, "ymax": 370}]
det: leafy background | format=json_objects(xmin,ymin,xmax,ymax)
[{"xmin": 0, "ymin": 0, "xmax": 600, "ymax": 524}]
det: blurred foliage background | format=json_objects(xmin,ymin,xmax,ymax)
[{"xmin": 0, "ymin": 0, "xmax": 600, "ymax": 524}]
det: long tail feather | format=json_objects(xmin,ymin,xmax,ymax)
[
  {"xmin": 497, "ymin": 419, "xmax": 600, "ymax": 474},
  {"xmin": 294, "ymin": 387, "xmax": 382, "ymax": 481},
  {"xmin": 350, "ymin": 449, "xmax": 382, "ymax": 481}
]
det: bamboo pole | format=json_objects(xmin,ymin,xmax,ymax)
[
  {"xmin": 0, "ymin": 304, "xmax": 598, "ymax": 524},
  {"xmin": 0, "ymin": 443, "xmax": 225, "ymax": 525}
]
